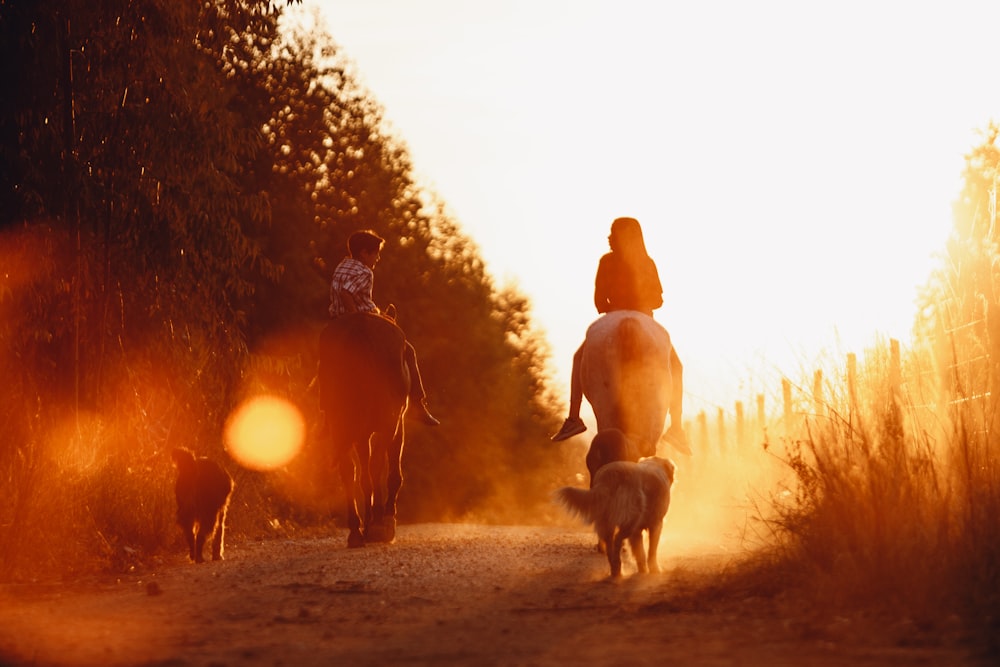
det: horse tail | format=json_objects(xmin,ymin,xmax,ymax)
[
  {"xmin": 554, "ymin": 486, "xmax": 597, "ymax": 524},
  {"xmin": 585, "ymin": 428, "xmax": 635, "ymax": 486},
  {"xmin": 617, "ymin": 316, "xmax": 644, "ymax": 366}
]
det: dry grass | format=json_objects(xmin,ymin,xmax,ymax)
[{"xmin": 747, "ymin": 340, "xmax": 1000, "ymax": 656}]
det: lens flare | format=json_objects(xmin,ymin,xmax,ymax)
[
  {"xmin": 45, "ymin": 411, "xmax": 105, "ymax": 476},
  {"xmin": 224, "ymin": 395, "xmax": 304, "ymax": 470}
]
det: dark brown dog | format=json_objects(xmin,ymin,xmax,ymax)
[{"xmin": 171, "ymin": 447, "xmax": 234, "ymax": 563}]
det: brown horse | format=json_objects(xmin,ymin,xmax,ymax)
[{"xmin": 318, "ymin": 312, "xmax": 410, "ymax": 548}]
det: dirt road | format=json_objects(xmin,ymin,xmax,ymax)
[{"xmin": 0, "ymin": 524, "xmax": 981, "ymax": 666}]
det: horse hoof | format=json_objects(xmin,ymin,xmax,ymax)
[
  {"xmin": 385, "ymin": 522, "xmax": 396, "ymax": 543},
  {"xmin": 383, "ymin": 517, "xmax": 397, "ymax": 542},
  {"xmin": 364, "ymin": 517, "xmax": 397, "ymax": 544},
  {"xmin": 364, "ymin": 525, "xmax": 395, "ymax": 544},
  {"xmin": 347, "ymin": 532, "xmax": 365, "ymax": 549}
]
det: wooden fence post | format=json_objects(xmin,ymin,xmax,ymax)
[
  {"xmin": 782, "ymin": 378, "xmax": 792, "ymax": 439},
  {"xmin": 717, "ymin": 407, "xmax": 726, "ymax": 456},
  {"xmin": 757, "ymin": 393, "xmax": 766, "ymax": 445},
  {"xmin": 813, "ymin": 369, "xmax": 824, "ymax": 416},
  {"xmin": 697, "ymin": 410, "xmax": 709, "ymax": 457},
  {"xmin": 735, "ymin": 400, "xmax": 745, "ymax": 453}
]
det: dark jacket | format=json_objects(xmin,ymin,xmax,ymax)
[{"xmin": 593, "ymin": 252, "xmax": 663, "ymax": 316}]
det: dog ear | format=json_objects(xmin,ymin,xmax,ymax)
[
  {"xmin": 171, "ymin": 447, "xmax": 195, "ymax": 467},
  {"xmin": 662, "ymin": 458, "xmax": 676, "ymax": 484}
]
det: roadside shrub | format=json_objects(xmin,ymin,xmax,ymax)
[{"xmin": 760, "ymin": 340, "xmax": 999, "ymax": 655}]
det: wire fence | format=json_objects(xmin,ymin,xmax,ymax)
[{"xmin": 681, "ymin": 324, "xmax": 998, "ymax": 460}]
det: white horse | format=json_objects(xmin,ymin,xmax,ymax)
[{"xmin": 579, "ymin": 310, "xmax": 691, "ymax": 457}]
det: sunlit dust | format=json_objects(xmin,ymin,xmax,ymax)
[
  {"xmin": 45, "ymin": 411, "xmax": 106, "ymax": 476},
  {"xmin": 224, "ymin": 395, "xmax": 304, "ymax": 470}
]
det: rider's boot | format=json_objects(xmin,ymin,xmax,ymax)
[
  {"xmin": 665, "ymin": 417, "xmax": 691, "ymax": 455},
  {"xmin": 551, "ymin": 416, "xmax": 587, "ymax": 441}
]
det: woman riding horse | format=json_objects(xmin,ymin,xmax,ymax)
[{"xmin": 551, "ymin": 217, "xmax": 686, "ymax": 451}]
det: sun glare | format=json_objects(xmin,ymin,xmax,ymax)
[
  {"xmin": 306, "ymin": 0, "xmax": 995, "ymax": 414},
  {"xmin": 224, "ymin": 395, "xmax": 304, "ymax": 470}
]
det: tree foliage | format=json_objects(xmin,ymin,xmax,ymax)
[
  {"xmin": 915, "ymin": 123, "xmax": 1000, "ymax": 404},
  {"xmin": 234, "ymin": 10, "xmax": 573, "ymax": 524},
  {"xmin": 0, "ymin": 1, "xmax": 569, "ymax": 579}
]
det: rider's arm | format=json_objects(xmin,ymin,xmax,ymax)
[
  {"xmin": 351, "ymin": 269, "xmax": 379, "ymax": 314},
  {"xmin": 643, "ymin": 260, "xmax": 664, "ymax": 311},
  {"xmin": 594, "ymin": 255, "xmax": 612, "ymax": 313}
]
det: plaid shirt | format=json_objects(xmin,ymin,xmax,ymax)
[{"xmin": 329, "ymin": 257, "xmax": 378, "ymax": 317}]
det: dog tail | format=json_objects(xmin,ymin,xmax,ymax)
[{"xmin": 554, "ymin": 486, "xmax": 596, "ymax": 524}]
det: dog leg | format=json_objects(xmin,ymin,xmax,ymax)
[
  {"xmin": 193, "ymin": 524, "xmax": 207, "ymax": 563},
  {"xmin": 628, "ymin": 532, "xmax": 648, "ymax": 573},
  {"xmin": 182, "ymin": 523, "xmax": 197, "ymax": 562},
  {"xmin": 646, "ymin": 520, "xmax": 663, "ymax": 574},
  {"xmin": 607, "ymin": 530, "xmax": 626, "ymax": 578}
]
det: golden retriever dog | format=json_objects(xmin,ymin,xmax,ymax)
[
  {"xmin": 171, "ymin": 447, "xmax": 234, "ymax": 563},
  {"xmin": 556, "ymin": 456, "xmax": 676, "ymax": 578},
  {"xmin": 584, "ymin": 428, "xmax": 637, "ymax": 553}
]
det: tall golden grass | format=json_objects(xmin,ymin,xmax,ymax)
[{"xmin": 751, "ymin": 338, "xmax": 999, "ymax": 654}]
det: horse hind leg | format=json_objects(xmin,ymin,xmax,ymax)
[
  {"xmin": 364, "ymin": 422, "xmax": 403, "ymax": 544},
  {"xmin": 335, "ymin": 439, "xmax": 365, "ymax": 548},
  {"xmin": 355, "ymin": 436, "xmax": 377, "ymax": 544},
  {"xmin": 383, "ymin": 420, "xmax": 406, "ymax": 543}
]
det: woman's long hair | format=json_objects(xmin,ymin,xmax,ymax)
[{"xmin": 608, "ymin": 217, "xmax": 650, "ymax": 266}]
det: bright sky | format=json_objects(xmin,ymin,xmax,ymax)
[{"xmin": 304, "ymin": 0, "xmax": 999, "ymax": 414}]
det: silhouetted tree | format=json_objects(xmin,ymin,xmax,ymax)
[
  {"xmin": 0, "ymin": 0, "xmax": 297, "ymax": 576},
  {"xmin": 235, "ymin": 11, "xmax": 571, "ymax": 522},
  {"xmin": 0, "ymin": 0, "xmax": 569, "ymax": 579}
]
